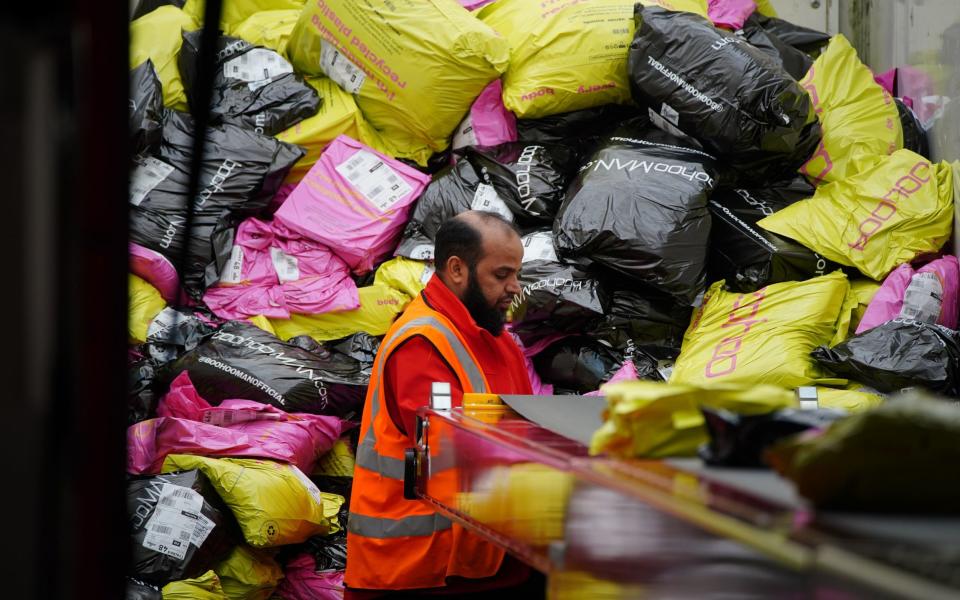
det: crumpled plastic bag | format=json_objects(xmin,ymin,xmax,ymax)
[
  {"xmin": 128, "ymin": 371, "xmax": 346, "ymax": 474},
  {"xmin": 766, "ymin": 392, "xmax": 960, "ymax": 512},
  {"xmin": 848, "ymin": 278, "xmax": 881, "ymax": 333},
  {"xmin": 856, "ymin": 256, "xmax": 959, "ymax": 334},
  {"xmin": 128, "ymin": 111, "xmax": 304, "ymax": 296},
  {"xmin": 287, "ymin": 0, "xmax": 508, "ymax": 163},
  {"xmin": 126, "ymin": 577, "xmax": 162, "ymax": 600},
  {"xmin": 395, "ymin": 142, "xmax": 578, "ymax": 259},
  {"xmin": 131, "ymin": 60, "xmax": 165, "ymax": 156},
  {"xmin": 590, "ymin": 380, "xmax": 796, "ymax": 457},
  {"xmin": 225, "ymin": 9, "xmax": 299, "ymax": 55},
  {"xmin": 163, "ymin": 320, "xmax": 369, "ymax": 418},
  {"xmin": 130, "ymin": 275, "xmax": 167, "ymax": 344},
  {"xmin": 896, "ymin": 98, "xmax": 930, "ymax": 158},
  {"xmin": 274, "ymin": 135, "xmax": 430, "ymax": 275},
  {"xmin": 759, "ymin": 151, "xmax": 954, "ymax": 281},
  {"xmin": 275, "ymin": 77, "xmax": 398, "ymax": 185},
  {"xmin": 670, "ymin": 271, "xmax": 853, "ymax": 388},
  {"xmin": 798, "ymin": 35, "xmax": 902, "ymax": 184},
  {"xmin": 213, "ymin": 545, "xmax": 283, "ymax": 600},
  {"xmin": 534, "ymin": 336, "xmax": 659, "ymax": 395},
  {"xmin": 451, "ymin": 80, "xmax": 518, "ymax": 151},
  {"xmin": 585, "ymin": 360, "xmax": 640, "ymax": 396},
  {"xmin": 628, "ymin": 6, "xmax": 820, "ymax": 183},
  {"xmin": 268, "ymin": 284, "xmax": 411, "ymax": 343},
  {"xmin": 589, "ymin": 286, "xmax": 692, "ymax": 361},
  {"xmin": 509, "ymin": 232, "xmax": 606, "ymax": 348},
  {"xmin": 274, "ymin": 556, "xmax": 344, "ymax": 600},
  {"xmin": 143, "ymin": 307, "xmax": 218, "ymax": 365},
  {"xmin": 700, "ymin": 406, "xmax": 847, "ymax": 467},
  {"xmin": 179, "ymin": 31, "xmax": 319, "ymax": 136},
  {"xmin": 480, "ymin": 0, "xmax": 707, "ymax": 119},
  {"xmin": 707, "ymin": 178, "xmax": 835, "ymax": 292},
  {"xmin": 372, "ymin": 257, "xmax": 432, "ymax": 300},
  {"xmin": 128, "ymin": 469, "xmax": 237, "ymax": 585},
  {"xmin": 202, "ymin": 217, "xmax": 359, "ymax": 320},
  {"xmin": 161, "ymin": 570, "xmax": 229, "ymax": 599},
  {"xmin": 554, "ymin": 118, "xmax": 719, "ymax": 304},
  {"xmin": 130, "ymin": 6, "xmax": 199, "ymax": 110},
  {"xmin": 735, "ymin": 13, "xmax": 813, "ymax": 80},
  {"xmin": 813, "ymin": 318, "xmax": 960, "ymax": 396},
  {"xmin": 130, "ymin": 242, "xmax": 182, "ymax": 304},
  {"xmin": 752, "ymin": 13, "xmax": 831, "ymax": 56},
  {"xmin": 182, "ymin": 0, "xmax": 305, "ymax": 35},
  {"xmin": 162, "ymin": 454, "xmax": 345, "ymax": 547}
]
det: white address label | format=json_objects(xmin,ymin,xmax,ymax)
[
  {"xmin": 899, "ymin": 272, "xmax": 944, "ymax": 324},
  {"xmin": 141, "ymin": 484, "xmax": 207, "ymax": 561},
  {"xmin": 220, "ymin": 245, "xmax": 245, "ymax": 284},
  {"xmin": 452, "ymin": 115, "xmax": 478, "ymax": 150},
  {"xmin": 269, "ymin": 246, "xmax": 301, "ymax": 283},
  {"xmin": 223, "ymin": 48, "xmax": 294, "ymax": 90},
  {"xmin": 471, "ymin": 184, "xmax": 513, "ymax": 221},
  {"xmin": 521, "ymin": 232, "xmax": 558, "ymax": 264},
  {"xmin": 335, "ymin": 149, "xmax": 412, "ymax": 212},
  {"xmin": 130, "ymin": 156, "xmax": 175, "ymax": 207},
  {"xmin": 320, "ymin": 40, "xmax": 366, "ymax": 94}
]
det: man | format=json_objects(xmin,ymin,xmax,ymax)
[{"xmin": 345, "ymin": 211, "xmax": 534, "ymax": 594}]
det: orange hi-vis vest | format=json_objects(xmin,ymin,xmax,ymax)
[{"xmin": 344, "ymin": 294, "xmax": 505, "ymax": 590}]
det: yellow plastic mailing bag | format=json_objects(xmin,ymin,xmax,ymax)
[
  {"xmin": 590, "ymin": 380, "xmax": 796, "ymax": 458},
  {"xmin": 245, "ymin": 315, "xmax": 276, "ymax": 336},
  {"xmin": 848, "ymin": 278, "xmax": 881, "ymax": 332},
  {"xmin": 162, "ymin": 570, "xmax": 228, "ymax": 600},
  {"xmin": 214, "ymin": 545, "xmax": 283, "ymax": 600},
  {"xmin": 669, "ymin": 271, "xmax": 852, "ymax": 389},
  {"xmin": 760, "ymin": 151, "xmax": 954, "ymax": 281},
  {"xmin": 183, "ymin": 0, "xmax": 305, "ymax": 34},
  {"xmin": 479, "ymin": 0, "xmax": 707, "ymax": 119},
  {"xmin": 816, "ymin": 386, "xmax": 884, "ymax": 412},
  {"xmin": 798, "ymin": 35, "xmax": 902, "ymax": 185},
  {"xmin": 268, "ymin": 284, "xmax": 410, "ymax": 342},
  {"xmin": 130, "ymin": 6, "xmax": 200, "ymax": 111},
  {"xmin": 129, "ymin": 274, "xmax": 166, "ymax": 344},
  {"xmin": 286, "ymin": 0, "xmax": 509, "ymax": 164},
  {"xmin": 312, "ymin": 437, "xmax": 355, "ymax": 478},
  {"xmin": 162, "ymin": 455, "xmax": 344, "ymax": 547},
  {"xmin": 373, "ymin": 257, "xmax": 433, "ymax": 299},
  {"xmin": 226, "ymin": 9, "xmax": 301, "ymax": 56},
  {"xmin": 753, "ymin": 0, "xmax": 777, "ymax": 17},
  {"xmin": 275, "ymin": 77, "xmax": 397, "ymax": 184}
]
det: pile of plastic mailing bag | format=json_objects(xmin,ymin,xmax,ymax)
[{"xmin": 125, "ymin": 0, "xmax": 960, "ymax": 595}]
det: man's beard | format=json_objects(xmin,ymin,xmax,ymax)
[{"xmin": 463, "ymin": 269, "xmax": 506, "ymax": 336}]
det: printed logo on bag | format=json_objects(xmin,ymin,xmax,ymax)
[
  {"xmin": 159, "ymin": 216, "xmax": 185, "ymax": 250},
  {"xmin": 195, "ymin": 159, "xmax": 241, "ymax": 208},
  {"xmin": 520, "ymin": 87, "xmax": 555, "ymax": 102},
  {"xmin": 576, "ymin": 82, "xmax": 616, "ymax": 95},
  {"xmin": 647, "ymin": 56, "xmax": 723, "ymax": 113},
  {"xmin": 705, "ymin": 289, "xmax": 768, "ymax": 378},
  {"xmin": 711, "ymin": 36, "xmax": 744, "ymax": 52},
  {"xmin": 510, "ymin": 276, "xmax": 586, "ymax": 311},
  {"xmin": 848, "ymin": 161, "xmax": 932, "ymax": 252},
  {"xmin": 516, "ymin": 145, "xmax": 543, "ymax": 212},
  {"xmin": 579, "ymin": 156, "xmax": 713, "ymax": 186}
]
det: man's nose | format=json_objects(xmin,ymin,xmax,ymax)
[{"xmin": 505, "ymin": 275, "xmax": 521, "ymax": 295}]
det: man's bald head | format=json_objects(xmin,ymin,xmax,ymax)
[{"xmin": 434, "ymin": 210, "xmax": 520, "ymax": 275}]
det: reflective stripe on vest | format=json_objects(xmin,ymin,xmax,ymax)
[
  {"xmin": 354, "ymin": 316, "xmax": 487, "ymax": 481},
  {"xmin": 347, "ymin": 512, "xmax": 452, "ymax": 539}
]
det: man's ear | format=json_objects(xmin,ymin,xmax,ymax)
[{"xmin": 446, "ymin": 255, "xmax": 467, "ymax": 285}]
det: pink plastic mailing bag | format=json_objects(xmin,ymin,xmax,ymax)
[
  {"xmin": 856, "ymin": 255, "xmax": 959, "ymax": 334},
  {"xmin": 130, "ymin": 242, "xmax": 181, "ymax": 303},
  {"xmin": 273, "ymin": 135, "xmax": 431, "ymax": 275},
  {"xmin": 585, "ymin": 360, "xmax": 639, "ymax": 396},
  {"xmin": 127, "ymin": 372, "xmax": 346, "ymax": 474},
  {"xmin": 708, "ymin": 0, "xmax": 757, "ymax": 31},
  {"xmin": 451, "ymin": 80, "xmax": 518, "ymax": 151},
  {"xmin": 275, "ymin": 556, "xmax": 344, "ymax": 600},
  {"xmin": 203, "ymin": 217, "xmax": 359, "ymax": 320},
  {"xmin": 508, "ymin": 330, "xmax": 554, "ymax": 396}
]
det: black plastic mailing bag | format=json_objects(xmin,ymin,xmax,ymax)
[
  {"xmin": 129, "ymin": 357, "xmax": 162, "ymax": 425},
  {"xmin": 812, "ymin": 319, "xmax": 960, "ymax": 396},
  {"xmin": 896, "ymin": 98, "xmax": 930, "ymax": 158},
  {"xmin": 163, "ymin": 320, "xmax": 368, "ymax": 418},
  {"xmin": 627, "ymin": 6, "xmax": 821, "ymax": 183},
  {"xmin": 589, "ymin": 286, "xmax": 691, "ymax": 361},
  {"xmin": 736, "ymin": 14, "xmax": 812, "ymax": 81},
  {"xmin": 509, "ymin": 232, "xmax": 607, "ymax": 348},
  {"xmin": 516, "ymin": 104, "xmax": 643, "ymax": 160},
  {"xmin": 179, "ymin": 31, "xmax": 320, "ymax": 137},
  {"xmin": 533, "ymin": 336, "xmax": 659, "ymax": 395},
  {"xmin": 128, "ymin": 111, "xmax": 303, "ymax": 296},
  {"xmin": 144, "ymin": 306, "xmax": 218, "ymax": 364},
  {"xmin": 753, "ymin": 13, "xmax": 831, "ymax": 57},
  {"xmin": 708, "ymin": 177, "xmax": 837, "ymax": 292},
  {"xmin": 394, "ymin": 142, "xmax": 576, "ymax": 259},
  {"xmin": 131, "ymin": 60, "xmax": 165, "ymax": 156},
  {"xmin": 554, "ymin": 118, "xmax": 718, "ymax": 305},
  {"xmin": 128, "ymin": 469, "xmax": 236, "ymax": 585},
  {"xmin": 126, "ymin": 578, "xmax": 162, "ymax": 600}
]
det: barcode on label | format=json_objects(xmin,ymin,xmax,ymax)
[
  {"xmin": 130, "ymin": 157, "xmax": 175, "ymax": 206},
  {"xmin": 320, "ymin": 40, "xmax": 366, "ymax": 94},
  {"xmin": 151, "ymin": 524, "xmax": 173, "ymax": 535},
  {"xmin": 334, "ymin": 150, "xmax": 413, "ymax": 212}
]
